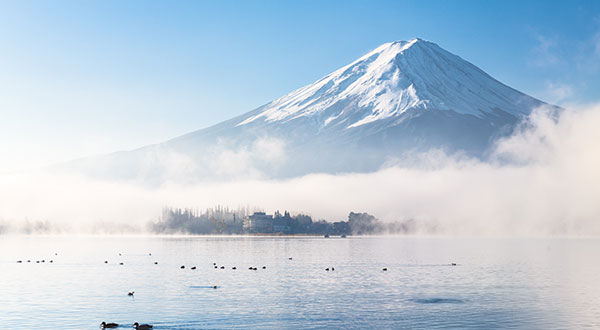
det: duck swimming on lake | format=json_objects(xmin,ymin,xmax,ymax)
[
  {"xmin": 191, "ymin": 266, "xmax": 196, "ymax": 270},
  {"xmin": 100, "ymin": 321, "xmax": 118, "ymax": 328},
  {"xmin": 128, "ymin": 291, "xmax": 134, "ymax": 296},
  {"xmin": 133, "ymin": 322, "xmax": 153, "ymax": 329}
]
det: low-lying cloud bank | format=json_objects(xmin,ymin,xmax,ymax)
[{"xmin": 1, "ymin": 104, "xmax": 599, "ymax": 235}]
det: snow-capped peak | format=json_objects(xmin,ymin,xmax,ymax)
[
  {"xmin": 237, "ymin": 38, "xmax": 542, "ymax": 129},
  {"xmin": 61, "ymin": 39, "xmax": 554, "ymax": 181}
]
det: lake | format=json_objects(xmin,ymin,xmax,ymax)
[{"xmin": 1, "ymin": 236, "xmax": 599, "ymax": 329}]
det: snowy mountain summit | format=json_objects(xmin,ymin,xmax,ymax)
[
  {"xmin": 238, "ymin": 38, "xmax": 539, "ymax": 129},
  {"xmin": 62, "ymin": 39, "xmax": 553, "ymax": 182}
]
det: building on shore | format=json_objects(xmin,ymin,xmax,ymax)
[{"xmin": 243, "ymin": 212, "xmax": 274, "ymax": 233}]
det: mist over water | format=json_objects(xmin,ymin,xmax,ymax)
[{"xmin": 1, "ymin": 104, "xmax": 599, "ymax": 235}]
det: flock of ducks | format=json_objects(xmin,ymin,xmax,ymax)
[
  {"xmin": 17, "ymin": 251, "xmax": 457, "ymax": 274},
  {"xmin": 16, "ymin": 252, "xmax": 58, "ymax": 264},
  {"xmin": 16, "ymin": 259, "xmax": 53, "ymax": 263},
  {"xmin": 17, "ymin": 251, "xmax": 459, "ymax": 329}
]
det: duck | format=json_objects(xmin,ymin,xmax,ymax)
[
  {"xmin": 100, "ymin": 321, "xmax": 118, "ymax": 328},
  {"xmin": 16, "ymin": 260, "xmax": 22, "ymax": 263},
  {"xmin": 154, "ymin": 262, "xmax": 158, "ymax": 265},
  {"xmin": 191, "ymin": 266, "xmax": 197, "ymax": 270},
  {"xmin": 214, "ymin": 266, "xmax": 218, "ymax": 269},
  {"xmin": 104, "ymin": 261, "xmax": 108, "ymax": 264},
  {"xmin": 180, "ymin": 265, "xmax": 185, "ymax": 269},
  {"xmin": 232, "ymin": 266, "xmax": 237, "ymax": 270},
  {"xmin": 128, "ymin": 291, "xmax": 134, "ymax": 296},
  {"xmin": 119, "ymin": 262, "xmax": 124, "ymax": 265},
  {"xmin": 220, "ymin": 266, "xmax": 225, "ymax": 269},
  {"xmin": 288, "ymin": 257, "xmax": 293, "ymax": 260},
  {"xmin": 325, "ymin": 268, "xmax": 330, "ymax": 271},
  {"xmin": 332, "ymin": 267, "xmax": 335, "ymax": 271},
  {"xmin": 451, "ymin": 263, "xmax": 457, "ymax": 266},
  {"xmin": 253, "ymin": 267, "xmax": 258, "ymax": 271},
  {"xmin": 132, "ymin": 322, "xmax": 153, "ymax": 329},
  {"xmin": 382, "ymin": 268, "xmax": 388, "ymax": 271},
  {"xmin": 262, "ymin": 266, "xmax": 266, "ymax": 269}
]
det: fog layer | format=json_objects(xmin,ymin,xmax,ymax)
[{"xmin": 1, "ymin": 104, "xmax": 599, "ymax": 235}]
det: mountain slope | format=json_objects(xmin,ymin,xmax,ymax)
[{"xmin": 59, "ymin": 39, "xmax": 554, "ymax": 182}]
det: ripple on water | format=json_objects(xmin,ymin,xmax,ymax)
[{"xmin": 410, "ymin": 298, "xmax": 466, "ymax": 304}]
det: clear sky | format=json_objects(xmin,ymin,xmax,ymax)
[{"xmin": 0, "ymin": 0, "xmax": 599, "ymax": 172}]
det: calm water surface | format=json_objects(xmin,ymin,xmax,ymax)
[{"xmin": 0, "ymin": 236, "xmax": 599, "ymax": 329}]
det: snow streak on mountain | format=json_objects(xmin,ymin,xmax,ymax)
[{"xmin": 60, "ymin": 39, "xmax": 554, "ymax": 182}]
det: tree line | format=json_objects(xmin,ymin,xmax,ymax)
[{"xmin": 149, "ymin": 206, "xmax": 417, "ymax": 235}]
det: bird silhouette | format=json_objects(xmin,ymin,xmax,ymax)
[
  {"xmin": 100, "ymin": 321, "xmax": 118, "ymax": 328},
  {"xmin": 133, "ymin": 322, "xmax": 153, "ymax": 329}
]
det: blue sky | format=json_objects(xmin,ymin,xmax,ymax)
[{"xmin": 0, "ymin": 0, "xmax": 599, "ymax": 171}]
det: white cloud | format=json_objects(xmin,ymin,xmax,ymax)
[
  {"xmin": 530, "ymin": 33, "xmax": 561, "ymax": 67},
  {"xmin": 541, "ymin": 81, "xmax": 574, "ymax": 104},
  {"xmin": 205, "ymin": 137, "xmax": 287, "ymax": 179}
]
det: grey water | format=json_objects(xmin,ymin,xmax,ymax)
[{"xmin": 1, "ymin": 236, "xmax": 599, "ymax": 329}]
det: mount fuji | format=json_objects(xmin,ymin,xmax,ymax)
[{"xmin": 61, "ymin": 38, "xmax": 555, "ymax": 182}]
